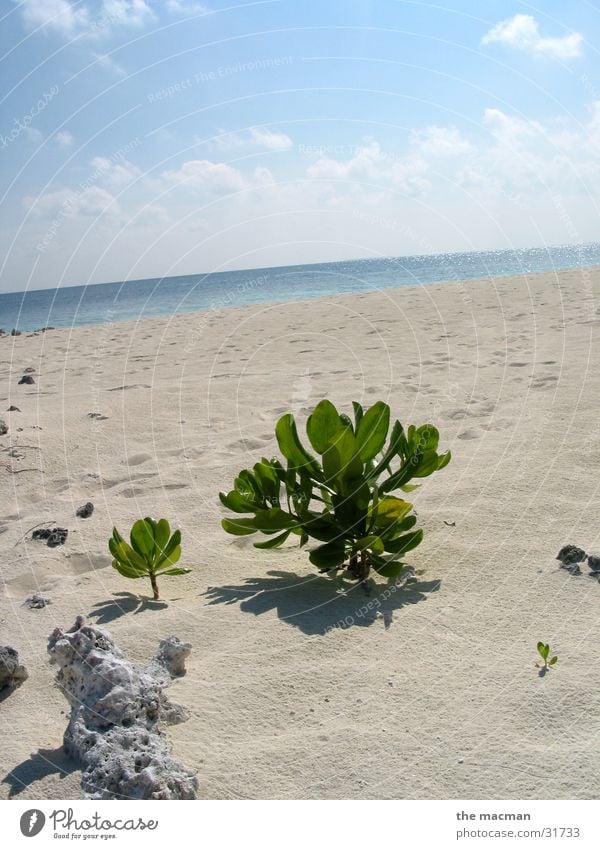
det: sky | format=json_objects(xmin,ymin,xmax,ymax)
[{"xmin": 1, "ymin": 0, "xmax": 600, "ymax": 293}]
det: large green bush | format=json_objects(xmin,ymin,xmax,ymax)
[{"xmin": 220, "ymin": 400, "xmax": 450, "ymax": 583}]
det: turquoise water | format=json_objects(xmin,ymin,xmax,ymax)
[{"xmin": 1, "ymin": 243, "xmax": 599, "ymax": 332}]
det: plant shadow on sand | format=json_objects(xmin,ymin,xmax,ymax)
[
  {"xmin": 2, "ymin": 746, "xmax": 77, "ymax": 798},
  {"xmin": 204, "ymin": 570, "xmax": 441, "ymax": 636},
  {"xmin": 88, "ymin": 591, "xmax": 168, "ymax": 624}
]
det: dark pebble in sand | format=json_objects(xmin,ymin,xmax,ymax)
[
  {"xmin": 18, "ymin": 375, "xmax": 34, "ymax": 385},
  {"xmin": 24, "ymin": 593, "xmax": 51, "ymax": 609},
  {"xmin": 556, "ymin": 544, "xmax": 587, "ymax": 566},
  {"xmin": 7, "ymin": 406, "xmax": 20, "ymax": 412},
  {"xmin": 0, "ymin": 646, "xmax": 28, "ymax": 691},
  {"xmin": 76, "ymin": 502, "xmax": 94, "ymax": 519},
  {"xmin": 0, "ymin": 419, "xmax": 7, "ymax": 435},
  {"xmin": 587, "ymin": 554, "xmax": 600, "ymax": 573},
  {"xmin": 32, "ymin": 527, "xmax": 68, "ymax": 547}
]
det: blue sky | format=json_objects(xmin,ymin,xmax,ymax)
[{"xmin": 1, "ymin": 0, "xmax": 599, "ymax": 292}]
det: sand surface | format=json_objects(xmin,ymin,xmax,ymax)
[{"xmin": 1, "ymin": 266, "xmax": 600, "ymax": 800}]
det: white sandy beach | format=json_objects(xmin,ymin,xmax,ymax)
[{"xmin": 1, "ymin": 265, "xmax": 600, "ymax": 800}]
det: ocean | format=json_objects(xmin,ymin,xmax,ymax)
[{"xmin": 1, "ymin": 243, "xmax": 599, "ymax": 333}]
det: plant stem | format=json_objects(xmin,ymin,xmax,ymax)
[{"xmin": 149, "ymin": 572, "xmax": 159, "ymax": 601}]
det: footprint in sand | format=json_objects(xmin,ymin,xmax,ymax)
[
  {"xmin": 228, "ymin": 436, "xmax": 271, "ymax": 451},
  {"xmin": 107, "ymin": 384, "xmax": 151, "ymax": 391},
  {"xmin": 457, "ymin": 428, "xmax": 481, "ymax": 440},
  {"xmin": 126, "ymin": 452, "xmax": 153, "ymax": 466},
  {"xmin": 121, "ymin": 482, "xmax": 189, "ymax": 498},
  {"xmin": 102, "ymin": 472, "xmax": 158, "ymax": 489},
  {"xmin": 530, "ymin": 375, "xmax": 558, "ymax": 389},
  {"xmin": 64, "ymin": 552, "xmax": 112, "ymax": 574}
]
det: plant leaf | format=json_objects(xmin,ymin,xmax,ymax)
[
  {"xmin": 549, "ymin": 656, "xmax": 558, "ymax": 666},
  {"xmin": 323, "ymin": 427, "xmax": 363, "ymax": 483},
  {"xmin": 308, "ymin": 540, "xmax": 346, "ymax": 571},
  {"xmin": 300, "ymin": 515, "xmax": 340, "ymax": 542},
  {"xmin": 109, "ymin": 538, "xmax": 148, "ymax": 572},
  {"xmin": 306, "ymin": 399, "xmax": 344, "ymax": 453},
  {"xmin": 253, "ymin": 530, "xmax": 291, "ymax": 549},
  {"xmin": 253, "ymin": 460, "xmax": 280, "ymax": 499},
  {"xmin": 352, "ymin": 401, "xmax": 364, "ymax": 433},
  {"xmin": 415, "ymin": 424, "xmax": 440, "ymax": 452},
  {"xmin": 157, "ymin": 567, "xmax": 192, "ymax": 576},
  {"xmin": 252, "ymin": 508, "xmax": 298, "ymax": 533},
  {"xmin": 437, "ymin": 450, "xmax": 452, "ymax": 470},
  {"xmin": 112, "ymin": 558, "xmax": 145, "ymax": 579},
  {"xmin": 112, "ymin": 526, "xmax": 125, "ymax": 545},
  {"xmin": 369, "ymin": 420, "xmax": 405, "ymax": 478},
  {"xmin": 221, "ymin": 517, "xmax": 257, "ymax": 536},
  {"xmin": 276, "ymin": 413, "xmax": 321, "ymax": 475},
  {"xmin": 373, "ymin": 560, "xmax": 408, "ymax": 578},
  {"xmin": 235, "ymin": 470, "xmax": 262, "ymax": 502},
  {"xmin": 370, "ymin": 496, "xmax": 413, "ymax": 528},
  {"xmin": 130, "ymin": 519, "xmax": 155, "ymax": 561},
  {"xmin": 154, "ymin": 528, "xmax": 181, "ymax": 568},
  {"xmin": 152, "ymin": 518, "xmax": 171, "ymax": 564},
  {"xmin": 379, "ymin": 514, "xmax": 418, "ymax": 541},
  {"xmin": 383, "ymin": 529, "xmax": 424, "ymax": 555},
  {"xmin": 154, "ymin": 545, "xmax": 181, "ymax": 571},
  {"xmin": 355, "ymin": 401, "xmax": 390, "ymax": 462},
  {"xmin": 219, "ymin": 490, "xmax": 258, "ymax": 514},
  {"xmin": 356, "ymin": 534, "xmax": 385, "ymax": 555}
]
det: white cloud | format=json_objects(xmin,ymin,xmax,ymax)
[
  {"xmin": 410, "ymin": 126, "xmax": 474, "ymax": 158},
  {"xmin": 482, "ymin": 14, "xmax": 583, "ymax": 59},
  {"xmin": 306, "ymin": 130, "xmax": 472, "ymax": 195},
  {"xmin": 166, "ymin": 0, "xmax": 209, "ymax": 15},
  {"xmin": 249, "ymin": 127, "xmax": 293, "ymax": 151},
  {"xmin": 25, "ymin": 127, "xmax": 44, "ymax": 144},
  {"xmin": 99, "ymin": 0, "xmax": 154, "ymax": 30},
  {"xmin": 15, "ymin": 0, "xmax": 155, "ymax": 37},
  {"xmin": 18, "ymin": 0, "xmax": 89, "ymax": 36},
  {"xmin": 89, "ymin": 155, "xmax": 141, "ymax": 187},
  {"xmin": 161, "ymin": 159, "xmax": 251, "ymax": 195},
  {"xmin": 91, "ymin": 52, "xmax": 127, "ymax": 75},
  {"xmin": 204, "ymin": 127, "xmax": 293, "ymax": 152},
  {"xmin": 25, "ymin": 186, "xmax": 121, "ymax": 217},
  {"xmin": 55, "ymin": 130, "xmax": 74, "ymax": 147}
]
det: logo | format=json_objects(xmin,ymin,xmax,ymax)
[{"xmin": 20, "ymin": 810, "xmax": 46, "ymax": 837}]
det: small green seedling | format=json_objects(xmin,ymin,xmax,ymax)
[
  {"xmin": 536, "ymin": 641, "xmax": 558, "ymax": 670},
  {"xmin": 108, "ymin": 518, "xmax": 190, "ymax": 600}
]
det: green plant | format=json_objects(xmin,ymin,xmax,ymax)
[
  {"xmin": 108, "ymin": 518, "xmax": 190, "ymax": 600},
  {"xmin": 536, "ymin": 642, "xmax": 558, "ymax": 670},
  {"xmin": 220, "ymin": 399, "xmax": 451, "ymax": 584}
]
